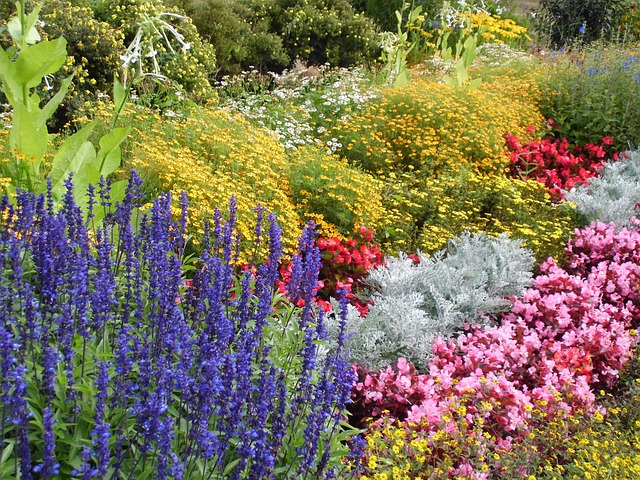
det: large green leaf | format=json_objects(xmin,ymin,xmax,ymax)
[
  {"xmin": 97, "ymin": 126, "xmax": 131, "ymax": 178},
  {"xmin": 0, "ymin": 50, "xmax": 20, "ymax": 106},
  {"xmin": 10, "ymin": 101, "xmax": 48, "ymax": 176},
  {"xmin": 49, "ymin": 122, "xmax": 96, "ymax": 197},
  {"xmin": 14, "ymin": 38, "xmax": 67, "ymax": 90}
]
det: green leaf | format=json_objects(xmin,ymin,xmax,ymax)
[
  {"xmin": 48, "ymin": 122, "xmax": 96, "ymax": 193},
  {"xmin": 50, "ymin": 141, "xmax": 97, "ymax": 201},
  {"xmin": 97, "ymin": 127, "xmax": 131, "ymax": 177},
  {"xmin": 37, "ymin": 74, "xmax": 73, "ymax": 130},
  {"xmin": 14, "ymin": 38, "xmax": 67, "ymax": 89},
  {"xmin": 0, "ymin": 50, "xmax": 20, "ymax": 106},
  {"xmin": 0, "ymin": 440, "xmax": 14, "ymax": 464},
  {"xmin": 10, "ymin": 101, "xmax": 48, "ymax": 175},
  {"xmin": 114, "ymin": 75, "xmax": 127, "ymax": 113}
]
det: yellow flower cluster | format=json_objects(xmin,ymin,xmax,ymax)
[
  {"xmin": 414, "ymin": 172, "xmax": 577, "ymax": 263},
  {"xmin": 93, "ymin": 102, "xmax": 386, "ymax": 262},
  {"xmin": 125, "ymin": 106, "xmax": 302, "ymax": 261},
  {"xmin": 286, "ymin": 146, "xmax": 388, "ymax": 239},
  {"xmin": 472, "ymin": 12, "xmax": 531, "ymax": 45},
  {"xmin": 335, "ymin": 74, "xmax": 543, "ymax": 179}
]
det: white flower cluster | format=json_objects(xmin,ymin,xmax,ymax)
[{"xmin": 220, "ymin": 65, "xmax": 379, "ymax": 151}]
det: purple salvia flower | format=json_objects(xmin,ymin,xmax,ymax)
[
  {"xmin": 72, "ymin": 446, "xmax": 99, "ymax": 479},
  {"xmin": 33, "ymin": 407, "xmax": 60, "ymax": 476},
  {"xmin": 92, "ymin": 362, "xmax": 111, "ymax": 479}
]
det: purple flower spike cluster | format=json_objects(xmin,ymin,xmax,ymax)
[{"xmin": 0, "ymin": 172, "xmax": 355, "ymax": 479}]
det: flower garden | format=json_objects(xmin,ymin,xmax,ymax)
[{"xmin": 2, "ymin": 0, "xmax": 640, "ymax": 478}]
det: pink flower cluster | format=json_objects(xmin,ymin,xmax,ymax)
[
  {"xmin": 505, "ymin": 130, "xmax": 618, "ymax": 200},
  {"xmin": 352, "ymin": 221, "xmax": 639, "ymax": 446}
]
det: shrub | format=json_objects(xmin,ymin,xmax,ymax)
[
  {"xmin": 257, "ymin": 0, "xmax": 380, "ymax": 68},
  {"xmin": 286, "ymin": 146, "xmax": 388, "ymax": 237},
  {"xmin": 335, "ymin": 74, "xmax": 544, "ymax": 178},
  {"xmin": 565, "ymin": 148, "xmax": 640, "ymax": 227},
  {"xmin": 506, "ymin": 131, "xmax": 618, "ymax": 200},
  {"xmin": 533, "ymin": 0, "xmax": 628, "ymax": 47},
  {"xmin": 93, "ymin": 0, "xmax": 217, "ymax": 101},
  {"xmin": 332, "ymin": 232, "xmax": 534, "ymax": 370},
  {"xmin": 165, "ymin": 0, "xmax": 290, "ymax": 75},
  {"xmin": 381, "ymin": 170, "xmax": 578, "ymax": 263},
  {"xmin": 122, "ymin": 105, "xmax": 302, "ymax": 261},
  {"xmin": 538, "ymin": 45, "xmax": 640, "ymax": 152}
]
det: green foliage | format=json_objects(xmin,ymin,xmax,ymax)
[
  {"xmin": 93, "ymin": 0, "xmax": 217, "ymax": 101},
  {"xmin": 165, "ymin": 0, "xmax": 289, "ymax": 75},
  {"xmin": 286, "ymin": 145, "xmax": 388, "ymax": 237},
  {"xmin": 0, "ymin": 0, "xmax": 129, "ymax": 213},
  {"xmin": 381, "ymin": 170, "xmax": 579, "ymax": 264},
  {"xmin": 246, "ymin": 0, "xmax": 380, "ymax": 69},
  {"xmin": 352, "ymin": 0, "xmax": 443, "ymax": 33},
  {"xmin": 533, "ymin": 0, "xmax": 629, "ymax": 48},
  {"xmin": 1, "ymin": 0, "xmax": 124, "ymax": 130},
  {"xmin": 538, "ymin": 44, "xmax": 640, "ymax": 152},
  {"xmin": 379, "ymin": 3, "xmax": 424, "ymax": 87}
]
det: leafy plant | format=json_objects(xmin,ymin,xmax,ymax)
[
  {"xmin": 538, "ymin": 45, "xmax": 640, "ymax": 152},
  {"xmin": 0, "ymin": 0, "xmax": 129, "ymax": 216},
  {"xmin": 565, "ymin": 148, "xmax": 640, "ymax": 227},
  {"xmin": 0, "ymin": 174, "xmax": 357, "ymax": 479},
  {"xmin": 331, "ymin": 231, "xmax": 534, "ymax": 370}
]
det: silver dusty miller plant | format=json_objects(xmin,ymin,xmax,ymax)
[
  {"xmin": 327, "ymin": 231, "xmax": 535, "ymax": 370},
  {"xmin": 565, "ymin": 149, "xmax": 640, "ymax": 229}
]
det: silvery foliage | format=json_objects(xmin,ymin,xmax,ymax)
[
  {"xmin": 565, "ymin": 149, "xmax": 640, "ymax": 229},
  {"xmin": 327, "ymin": 232, "xmax": 534, "ymax": 371}
]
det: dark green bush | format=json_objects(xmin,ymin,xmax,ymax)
[
  {"xmin": 165, "ymin": 0, "xmax": 289, "ymax": 75},
  {"xmin": 534, "ymin": 0, "xmax": 629, "ymax": 48},
  {"xmin": 351, "ymin": 0, "xmax": 443, "ymax": 33}
]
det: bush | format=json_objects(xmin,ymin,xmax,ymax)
[
  {"xmin": 246, "ymin": 0, "xmax": 380, "ymax": 68},
  {"xmin": 566, "ymin": 148, "xmax": 640, "ymax": 227},
  {"xmin": 0, "ymin": 174, "xmax": 356, "ymax": 479},
  {"xmin": 165, "ymin": 0, "xmax": 289, "ymax": 75},
  {"xmin": 538, "ymin": 45, "xmax": 640, "ymax": 152},
  {"xmin": 93, "ymin": 0, "xmax": 217, "ymax": 101},
  {"xmin": 120, "ymin": 105, "xmax": 302, "ymax": 261},
  {"xmin": 335, "ymin": 74, "xmax": 544, "ymax": 178},
  {"xmin": 381, "ymin": 170, "xmax": 578, "ymax": 263},
  {"xmin": 286, "ymin": 146, "xmax": 388, "ymax": 237},
  {"xmin": 533, "ymin": 0, "xmax": 628, "ymax": 48},
  {"xmin": 332, "ymin": 232, "xmax": 534, "ymax": 370}
]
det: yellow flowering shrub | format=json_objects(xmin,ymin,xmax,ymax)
[
  {"xmin": 286, "ymin": 146, "xmax": 389, "ymax": 240},
  {"xmin": 122, "ymin": 106, "xmax": 302, "ymax": 261},
  {"xmin": 380, "ymin": 170, "xmax": 577, "ymax": 263},
  {"xmin": 335, "ymin": 74, "xmax": 543, "ymax": 179}
]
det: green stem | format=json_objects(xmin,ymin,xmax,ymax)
[{"xmin": 19, "ymin": 0, "xmax": 29, "ymax": 108}]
